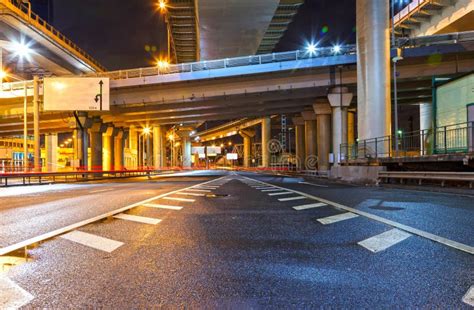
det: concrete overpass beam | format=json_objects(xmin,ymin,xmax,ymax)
[
  {"xmin": 239, "ymin": 129, "xmax": 256, "ymax": 168},
  {"xmin": 313, "ymin": 102, "xmax": 332, "ymax": 172},
  {"xmin": 301, "ymin": 111, "xmax": 317, "ymax": 169},
  {"xmin": 45, "ymin": 133, "xmax": 58, "ymax": 172},
  {"xmin": 356, "ymin": 0, "xmax": 391, "ymax": 143},
  {"xmin": 261, "ymin": 117, "xmax": 271, "ymax": 168},
  {"xmin": 328, "ymin": 87, "xmax": 353, "ymax": 166},
  {"xmin": 292, "ymin": 116, "xmax": 305, "ymax": 169}
]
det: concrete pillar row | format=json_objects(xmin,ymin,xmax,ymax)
[
  {"xmin": 292, "ymin": 116, "xmax": 305, "ymax": 169},
  {"xmin": 328, "ymin": 87, "xmax": 354, "ymax": 165},
  {"xmin": 313, "ymin": 102, "xmax": 332, "ymax": 171},
  {"xmin": 128, "ymin": 125, "xmax": 139, "ymax": 169},
  {"xmin": 239, "ymin": 129, "xmax": 256, "ymax": 168},
  {"xmin": 177, "ymin": 128, "xmax": 194, "ymax": 168},
  {"xmin": 261, "ymin": 117, "xmax": 271, "ymax": 168},
  {"xmin": 45, "ymin": 133, "xmax": 58, "ymax": 172}
]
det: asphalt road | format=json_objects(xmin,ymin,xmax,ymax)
[{"xmin": 0, "ymin": 170, "xmax": 472, "ymax": 308}]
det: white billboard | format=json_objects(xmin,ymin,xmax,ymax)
[
  {"xmin": 43, "ymin": 77, "xmax": 110, "ymax": 111},
  {"xmin": 226, "ymin": 153, "xmax": 238, "ymax": 160}
]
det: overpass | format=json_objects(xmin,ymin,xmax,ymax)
[{"xmin": 165, "ymin": 0, "xmax": 304, "ymax": 63}]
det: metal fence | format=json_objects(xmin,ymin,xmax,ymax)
[{"xmin": 341, "ymin": 122, "xmax": 474, "ymax": 162}]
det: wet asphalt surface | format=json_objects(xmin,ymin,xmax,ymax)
[{"xmin": 1, "ymin": 171, "xmax": 473, "ymax": 308}]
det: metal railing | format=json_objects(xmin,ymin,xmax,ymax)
[
  {"xmin": 2, "ymin": 0, "xmax": 105, "ymax": 72},
  {"xmin": 341, "ymin": 121, "xmax": 474, "ymax": 162},
  {"xmin": 86, "ymin": 30, "xmax": 474, "ymax": 81}
]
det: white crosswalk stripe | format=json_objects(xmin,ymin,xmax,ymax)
[
  {"xmin": 317, "ymin": 212, "xmax": 359, "ymax": 225},
  {"xmin": 261, "ymin": 189, "xmax": 282, "ymax": 192},
  {"xmin": 358, "ymin": 229, "xmax": 412, "ymax": 253},
  {"xmin": 162, "ymin": 197, "xmax": 195, "ymax": 202},
  {"xmin": 113, "ymin": 213, "xmax": 162, "ymax": 225},
  {"xmin": 175, "ymin": 192, "xmax": 205, "ymax": 197},
  {"xmin": 463, "ymin": 286, "xmax": 474, "ymax": 306},
  {"xmin": 292, "ymin": 203, "xmax": 326, "ymax": 211},
  {"xmin": 278, "ymin": 196, "xmax": 307, "ymax": 202},
  {"xmin": 268, "ymin": 191, "xmax": 294, "ymax": 196},
  {"xmin": 142, "ymin": 203, "xmax": 183, "ymax": 210},
  {"xmin": 186, "ymin": 188, "xmax": 212, "ymax": 193},
  {"xmin": 0, "ymin": 276, "xmax": 34, "ymax": 309},
  {"xmin": 60, "ymin": 230, "xmax": 124, "ymax": 253}
]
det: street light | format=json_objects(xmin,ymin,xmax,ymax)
[
  {"xmin": 10, "ymin": 40, "xmax": 33, "ymax": 61},
  {"xmin": 332, "ymin": 44, "xmax": 342, "ymax": 54},
  {"xmin": 306, "ymin": 42, "xmax": 317, "ymax": 56}
]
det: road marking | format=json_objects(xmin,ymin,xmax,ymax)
[
  {"xmin": 358, "ymin": 229, "xmax": 412, "ymax": 253},
  {"xmin": 113, "ymin": 213, "xmax": 162, "ymax": 225},
  {"xmin": 317, "ymin": 212, "xmax": 359, "ymax": 225},
  {"xmin": 298, "ymin": 181, "xmax": 329, "ymax": 188},
  {"xmin": 268, "ymin": 191, "xmax": 294, "ymax": 196},
  {"xmin": 60, "ymin": 231, "xmax": 124, "ymax": 253},
  {"xmin": 195, "ymin": 186, "xmax": 218, "ymax": 189},
  {"xmin": 89, "ymin": 188, "xmax": 113, "ymax": 193},
  {"xmin": 292, "ymin": 203, "xmax": 327, "ymax": 211},
  {"xmin": 186, "ymin": 189, "xmax": 211, "ymax": 193},
  {"xmin": 278, "ymin": 196, "xmax": 307, "ymax": 202},
  {"xmin": 0, "ymin": 276, "xmax": 34, "ymax": 309},
  {"xmin": 256, "ymin": 187, "xmax": 275, "ymax": 190},
  {"xmin": 0, "ymin": 176, "xmax": 226, "ymax": 256},
  {"xmin": 162, "ymin": 197, "xmax": 195, "ymax": 202},
  {"xmin": 242, "ymin": 176, "xmax": 474, "ymax": 255},
  {"xmin": 175, "ymin": 192, "xmax": 205, "ymax": 197},
  {"xmin": 463, "ymin": 286, "xmax": 474, "ymax": 306},
  {"xmin": 142, "ymin": 203, "xmax": 183, "ymax": 210},
  {"xmin": 261, "ymin": 189, "xmax": 282, "ymax": 192}
]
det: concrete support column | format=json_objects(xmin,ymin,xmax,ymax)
[
  {"xmin": 153, "ymin": 126, "xmax": 164, "ymax": 169},
  {"xmin": 182, "ymin": 137, "xmax": 192, "ymax": 168},
  {"xmin": 292, "ymin": 117, "xmax": 305, "ymax": 169},
  {"xmin": 114, "ymin": 130, "xmax": 124, "ymax": 170},
  {"xmin": 239, "ymin": 129, "xmax": 256, "ymax": 168},
  {"xmin": 301, "ymin": 111, "xmax": 317, "ymax": 168},
  {"xmin": 102, "ymin": 126, "xmax": 116, "ymax": 171},
  {"xmin": 348, "ymin": 111, "xmax": 356, "ymax": 145},
  {"xmin": 356, "ymin": 0, "xmax": 391, "ymax": 141},
  {"xmin": 33, "ymin": 76, "xmax": 41, "ymax": 171},
  {"xmin": 314, "ymin": 103, "xmax": 332, "ymax": 171},
  {"xmin": 89, "ymin": 121, "xmax": 104, "ymax": 171},
  {"xmin": 261, "ymin": 117, "xmax": 271, "ymax": 168},
  {"xmin": 420, "ymin": 103, "xmax": 433, "ymax": 155},
  {"xmin": 328, "ymin": 87, "xmax": 353, "ymax": 165},
  {"xmin": 128, "ymin": 125, "xmax": 138, "ymax": 169},
  {"xmin": 45, "ymin": 133, "xmax": 58, "ymax": 172}
]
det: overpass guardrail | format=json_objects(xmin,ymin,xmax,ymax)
[
  {"xmin": 86, "ymin": 31, "xmax": 474, "ymax": 81},
  {"xmin": 341, "ymin": 121, "xmax": 474, "ymax": 162}
]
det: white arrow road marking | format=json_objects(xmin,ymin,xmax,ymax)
[
  {"xmin": 358, "ymin": 229, "xmax": 412, "ymax": 253},
  {"xmin": 60, "ymin": 231, "xmax": 124, "ymax": 253},
  {"xmin": 113, "ymin": 214, "xmax": 162, "ymax": 225},
  {"xmin": 0, "ymin": 276, "xmax": 34, "ymax": 309},
  {"xmin": 317, "ymin": 212, "xmax": 359, "ymax": 225}
]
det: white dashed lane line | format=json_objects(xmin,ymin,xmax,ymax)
[
  {"xmin": 113, "ymin": 214, "xmax": 162, "ymax": 225},
  {"xmin": 292, "ymin": 203, "xmax": 327, "ymax": 211},
  {"xmin": 142, "ymin": 203, "xmax": 183, "ymax": 211},
  {"xmin": 317, "ymin": 212, "xmax": 359, "ymax": 225},
  {"xmin": 60, "ymin": 231, "xmax": 124, "ymax": 253},
  {"xmin": 357, "ymin": 229, "xmax": 412, "ymax": 253}
]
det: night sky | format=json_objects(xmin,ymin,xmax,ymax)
[{"xmin": 32, "ymin": 0, "xmax": 406, "ymax": 71}]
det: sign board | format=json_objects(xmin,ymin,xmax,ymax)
[
  {"xmin": 207, "ymin": 147, "xmax": 222, "ymax": 156},
  {"xmin": 226, "ymin": 153, "xmax": 238, "ymax": 160},
  {"xmin": 43, "ymin": 77, "xmax": 110, "ymax": 111},
  {"xmin": 192, "ymin": 146, "xmax": 205, "ymax": 155}
]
